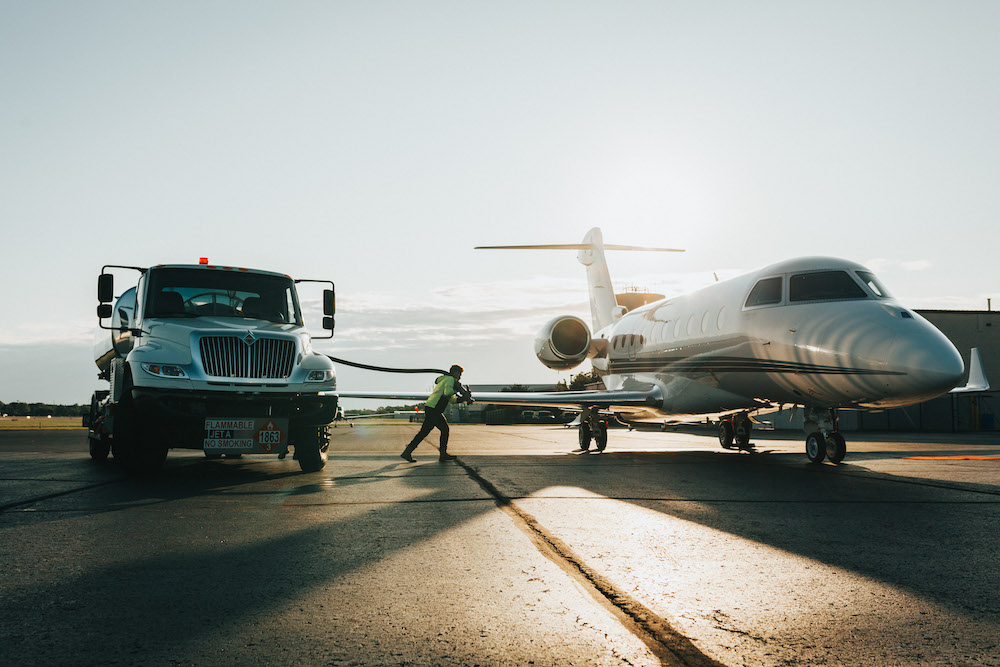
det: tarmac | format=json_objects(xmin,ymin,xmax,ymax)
[{"xmin": 1, "ymin": 423, "xmax": 999, "ymax": 666}]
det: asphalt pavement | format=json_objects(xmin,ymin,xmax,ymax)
[{"xmin": 1, "ymin": 424, "xmax": 999, "ymax": 666}]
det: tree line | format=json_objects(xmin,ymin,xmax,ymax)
[
  {"xmin": 344, "ymin": 404, "xmax": 421, "ymax": 417},
  {"xmin": 1, "ymin": 402, "xmax": 88, "ymax": 417}
]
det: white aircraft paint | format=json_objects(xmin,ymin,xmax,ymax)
[{"xmin": 340, "ymin": 228, "xmax": 980, "ymax": 463}]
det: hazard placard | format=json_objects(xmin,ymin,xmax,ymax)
[
  {"xmin": 204, "ymin": 417, "xmax": 289, "ymax": 453},
  {"xmin": 254, "ymin": 419, "xmax": 287, "ymax": 453}
]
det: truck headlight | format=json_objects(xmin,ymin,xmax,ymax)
[
  {"xmin": 142, "ymin": 363, "xmax": 187, "ymax": 378},
  {"xmin": 306, "ymin": 370, "xmax": 335, "ymax": 382}
]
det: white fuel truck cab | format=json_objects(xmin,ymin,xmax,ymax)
[{"xmin": 86, "ymin": 262, "xmax": 339, "ymax": 473}]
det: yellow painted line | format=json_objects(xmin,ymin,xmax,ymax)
[{"xmin": 902, "ymin": 456, "xmax": 1000, "ymax": 460}]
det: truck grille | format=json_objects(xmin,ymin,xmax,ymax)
[{"xmin": 199, "ymin": 336, "xmax": 295, "ymax": 379}]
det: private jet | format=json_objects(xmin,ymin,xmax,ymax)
[{"xmin": 339, "ymin": 228, "xmax": 987, "ymax": 463}]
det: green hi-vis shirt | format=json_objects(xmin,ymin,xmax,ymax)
[{"xmin": 426, "ymin": 375, "xmax": 458, "ymax": 410}]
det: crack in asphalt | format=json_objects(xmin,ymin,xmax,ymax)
[
  {"xmin": 0, "ymin": 478, "xmax": 124, "ymax": 511},
  {"xmin": 452, "ymin": 454, "xmax": 724, "ymax": 667}
]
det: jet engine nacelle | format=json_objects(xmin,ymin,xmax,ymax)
[{"xmin": 534, "ymin": 316, "xmax": 592, "ymax": 370}]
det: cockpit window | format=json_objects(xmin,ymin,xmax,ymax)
[
  {"xmin": 745, "ymin": 277, "xmax": 783, "ymax": 308},
  {"xmin": 789, "ymin": 271, "xmax": 867, "ymax": 302},
  {"xmin": 856, "ymin": 271, "xmax": 892, "ymax": 298}
]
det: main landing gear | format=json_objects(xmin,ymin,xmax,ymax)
[
  {"xmin": 803, "ymin": 407, "xmax": 847, "ymax": 464},
  {"xmin": 577, "ymin": 408, "xmax": 609, "ymax": 452},
  {"xmin": 718, "ymin": 413, "xmax": 753, "ymax": 450}
]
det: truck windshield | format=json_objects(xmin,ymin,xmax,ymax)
[{"xmin": 145, "ymin": 268, "xmax": 302, "ymax": 324}]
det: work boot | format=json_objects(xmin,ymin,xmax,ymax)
[
  {"xmin": 438, "ymin": 452, "xmax": 456, "ymax": 462},
  {"xmin": 400, "ymin": 443, "xmax": 417, "ymax": 463}
]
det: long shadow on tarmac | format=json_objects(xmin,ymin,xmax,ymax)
[{"xmin": 2, "ymin": 437, "xmax": 999, "ymax": 663}]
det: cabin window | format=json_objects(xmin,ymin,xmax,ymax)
[
  {"xmin": 789, "ymin": 271, "xmax": 867, "ymax": 302},
  {"xmin": 745, "ymin": 277, "xmax": 783, "ymax": 308},
  {"xmin": 856, "ymin": 271, "xmax": 892, "ymax": 298}
]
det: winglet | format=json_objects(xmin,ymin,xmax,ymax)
[{"xmin": 950, "ymin": 348, "xmax": 990, "ymax": 393}]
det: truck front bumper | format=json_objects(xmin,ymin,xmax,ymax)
[{"xmin": 130, "ymin": 388, "xmax": 339, "ymax": 450}]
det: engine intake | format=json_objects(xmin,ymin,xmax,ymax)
[{"xmin": 534, "ymin": 316, "xmax": 592, "ymax": 370}]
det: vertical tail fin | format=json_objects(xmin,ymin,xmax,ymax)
[
  {"xmin": 475, "ymin": 227, "xmax": 684, "ymax": 332},
  {"xmin": 576, "ymin": 228, "xmax": 621, "ymax": 330}
]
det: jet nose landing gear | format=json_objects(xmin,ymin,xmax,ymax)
[{"xmin": 804, "ymin": 407, "xmax": 848, "ymax": 464}]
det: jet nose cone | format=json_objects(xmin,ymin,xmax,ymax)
[{"xmin": 887, "ymin": 330, "xmax": 965, "ymax": 399}]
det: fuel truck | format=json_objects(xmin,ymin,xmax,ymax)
[{"xmin": 86, "ymin": 261, "xmax": 339, "ymax": 473}]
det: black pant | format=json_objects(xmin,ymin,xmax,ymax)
[{"xmin": 405, "ymin": 405, "xmax": 449, "ymax": 453}]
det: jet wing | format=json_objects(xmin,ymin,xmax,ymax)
[{"xmin": 338, "ymin": 387, "xmax": 664, "ymax": 413}]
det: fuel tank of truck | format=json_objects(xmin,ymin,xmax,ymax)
[{"xmin": 93, "ymin": 287, "xmax": 137, "ymax": 372}]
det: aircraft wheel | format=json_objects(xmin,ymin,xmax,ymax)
[
  {"xmin": 224, "ymin": 452, "xmax": 242, "ymax": 459},
  {"xmin": 594, "ymin": 422, "xmax": 608, "ymax": 452},
  {"xmin": 718, "ymin": 420, "xmax": 734, "ymax": 449},
  {"xmin": 578, "ymin": 423, "xmax": 592, "ymax": 451},
  {"xmin": 204, "ymin": 451, "xmax": 223, "ymax": 460},
  {"xmin": 734, "ymin": 414, "xmax": 752, "ymax": 449},
  {"xmin": 826, "ymin": 432, "xmax": 847, "ymax": 464},
  {"xmin": 805, "ymin": 432, "xmax": 827, "ymax": 464}
]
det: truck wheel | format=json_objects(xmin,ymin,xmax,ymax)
[
  {"xmin": 295, "ymin": 425, "xmax": 329, "ymax": 473},
  {"xmin": 88, "ymin": 393, "xmax": 111, "ymax": 461},
  {"xmin": 89, "ymin": 436, "xmax": 111, "ymax": 461},
  {"xmin": 112, "ymin": 374, "xmax": 167, "ymax": 474}
]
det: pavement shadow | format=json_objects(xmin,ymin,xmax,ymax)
[
  {"xmin": 465, "ymin": 446, "xmax": 1000, "ymax": 623},
  {"xmin": 0, "ymin": 454, "xmax": 498, "ymax": 664},
  {"xmin": 3, "ymin": 435, "xmax": 999, "ymax": 663}
]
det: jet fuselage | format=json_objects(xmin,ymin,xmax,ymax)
[{"xmin": 594, "ymin": 256, "xmax": 964, "ymax": 420}]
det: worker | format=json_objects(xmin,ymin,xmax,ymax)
[{"xmin": 401, "ymin": 364, "xmax": 470, "ymax": 462}]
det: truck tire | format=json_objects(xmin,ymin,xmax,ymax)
[
  {"xmin": 89, "ymin": 436, "xmax": 111, "ymax": 461},
  {"xmin": 112, "ymin": 373, "xmax": 168, "ymax": 474},
  {"xmin": 295, "ymin": 424, "xmax": 329, "ymax": 473},
  {"xmin": 88, "ymin": 392, "xmax": 111, "ymax": 461}
]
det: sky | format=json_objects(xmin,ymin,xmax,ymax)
[{"xmin": 1, "ymin": 1, "xmax": 998, "ymax": 406}]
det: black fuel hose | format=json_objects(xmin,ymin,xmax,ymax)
[
  {"xmin": 326, "ymin": 355, "xmax": 474, "ymax": 402},
  {"xmin": 325, "ymin": 355, "xmax": 450, "ymax": 376}
]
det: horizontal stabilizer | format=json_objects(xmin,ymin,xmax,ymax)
[
  {"xmin": 478, "ymin": 228, "xmax": 683, "ymax": 331},
  {"xmin": 950, "ymin": 348, "xmax": 990, "ymax": 393}
]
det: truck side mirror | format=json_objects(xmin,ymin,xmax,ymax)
[
  {"xmin": 98, "ymin": 273, "xmax": 114, "ymax": 303},
  {"xmin": 97, "ymin": 304, "xmax": 113, "ymax": 318},
  {"xmin": 323, "ymin": 288, "xmax": 336, "ymax": 316},
  {"xmin": 323, "ymin": 316, "xmax": 335, "ymax": 331}
]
